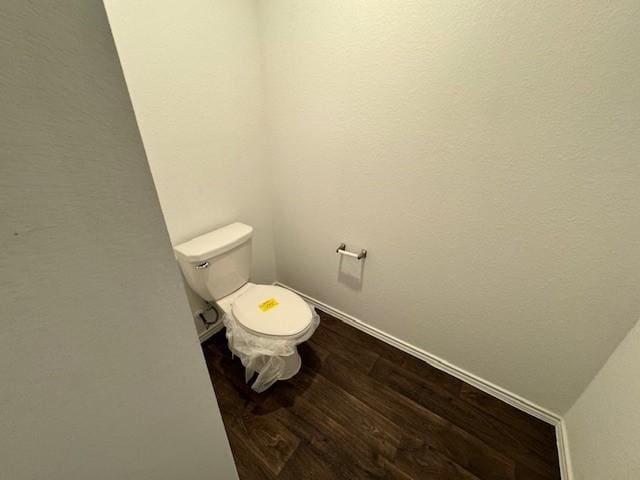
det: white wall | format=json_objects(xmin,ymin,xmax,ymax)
[
  {"xmin": 565, "ymin": 319, "xmax": 640, "ymax": 479},
  {"xmin": 259, "ymin": 0, "xmax": 640, "ymax": 413},
  {"xmin": 0, "ymin": 2, "xmax": 238, "ymax": 479},
  {"xmin": 104, "ymin": 0, "xmax": 276, "ymax": 286}
]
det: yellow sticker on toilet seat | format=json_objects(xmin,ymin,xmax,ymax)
[{"xmin": 258, "ymin": 298, "xmax": 279, "ymax": 312}]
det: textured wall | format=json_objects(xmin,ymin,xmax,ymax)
[
  {"xmin": 565, "ymin": 319, "xmax": 640, "ymax": 479},
  {"xmin": 104, "ymin": 0, "xmax": 276, "ymax": 284},
  {"xmin": 0, "ymin": 2, "xmax": 237, "ymax": 478},
  {"xmin": 260, "ymin": 0, "xmax": 640, "ymax": 413}
]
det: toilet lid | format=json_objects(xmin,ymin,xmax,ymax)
[{"xmin": 232, "ymin": 285, "xmax": 312, "ymax": 337}]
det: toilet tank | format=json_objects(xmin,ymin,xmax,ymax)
[{"xmin": 173, "ymin": 223, "xmax": 253, "ymax": 302}]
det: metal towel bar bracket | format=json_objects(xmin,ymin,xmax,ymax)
[{"xmin": 336, "ymin": 243, "xmax": 367, "ymax": 260}]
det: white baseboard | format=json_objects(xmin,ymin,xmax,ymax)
[
  {"xmin": 196, "ymin": 307, "xmax": 224, "ymax": 343},
  {"xmin": 275, "ymin": 281, "xmax": 573, "ymax": 480},
  {"xmin": 198, "ymin": 321, "xmax": 223, "ymax": 343}
]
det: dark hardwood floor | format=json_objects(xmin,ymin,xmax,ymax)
[{"xmin": 202, "ymin": 310, "xmax": 561, "ymax": 480}]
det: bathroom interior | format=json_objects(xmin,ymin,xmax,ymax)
[{"xmin": 2, "ymin": 1, "xmax": 639, "ymax": 479}]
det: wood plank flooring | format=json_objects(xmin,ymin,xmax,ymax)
[{"xmin": 202, "ymin": 310, "xmax": 561, "ymax": 479}]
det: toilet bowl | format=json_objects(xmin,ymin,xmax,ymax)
[
  {"xmin": 216, "ymin": 282, "xmax": 315, "ymax": 381},
  {"xmin": 173, "ymin": 223, "xmax": 317, "ymax": 390},
  {"xmin": 218, "ymin": 283, "xmax": 314, "ymax": 339}
]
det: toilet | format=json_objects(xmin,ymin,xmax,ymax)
[{"xmin": 174, "ymin": 222, "xmax": 317, "ymax": 390}]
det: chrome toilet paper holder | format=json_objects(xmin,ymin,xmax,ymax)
[{"xmin": 336, "ymin": 243, "xmax": 367, "ymax": 260}]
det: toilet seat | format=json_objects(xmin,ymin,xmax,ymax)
[{"xmin": 232, "ymin": 285, "xmax": 313, "ymax": 338}]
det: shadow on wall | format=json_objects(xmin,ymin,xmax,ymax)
[{"xmin": 337, "ymin": 254, "xmax": 366, "ymax": 291}]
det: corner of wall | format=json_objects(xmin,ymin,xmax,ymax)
[{"xmin": 556, "ymin": 418, "xmax": 575, "ymax": 480}]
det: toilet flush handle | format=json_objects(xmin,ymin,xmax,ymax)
[{"xmin": 194, "ymin": 261, "xmax": 209, "ymax": 269}]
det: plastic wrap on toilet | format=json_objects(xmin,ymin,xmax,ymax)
[{"xmin": 222, "ymin": 305, "xmax": 319, "ymax": 392}]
